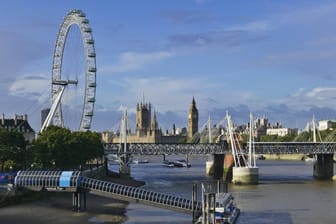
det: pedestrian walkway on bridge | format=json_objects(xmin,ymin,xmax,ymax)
[{"xmin": 13, "ymin": 170, "xmax": 240, "ymax": 223}]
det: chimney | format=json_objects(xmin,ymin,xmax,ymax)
[
  {"xmin": 1, "ymin": 113, "xmax": 4, "ymax": 125},
  {"xmin": 24, "ymin": 114, "xmax": 28, "ymax": 121},
  {"xmin": 14, "ymin": 114, "xmax": 17, "ymax": 126}
]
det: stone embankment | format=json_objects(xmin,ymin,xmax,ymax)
[{"xmin": 262, "ymin": 154, "xmax": 305, "ymax": 160}]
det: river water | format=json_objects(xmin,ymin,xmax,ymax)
[{"xmin": 122, "ymin": 155, "xmax": 336, "ymax": 224}]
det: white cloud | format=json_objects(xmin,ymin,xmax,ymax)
[
  {"xmin": 306, "ymin": 87, "xmax": 336, "ymax": 100},
  {"xmin": 107, "ymin": 76, "xmax": 224, "ymax": 114},
  {"xmin": 9, "ymin": 74, "xmax": 50, "ymax": 103},
  {"xmin": 276, "ymin": 87, "xmax": 336, "ymax": 109},
  {"xmin": 100, "ymin": 51, "xmax": 174, "ymax": 73}
]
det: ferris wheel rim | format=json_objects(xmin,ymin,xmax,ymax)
[{"xmin": 51, "ymin": 9, "xmax": 96, "ymax": 131}]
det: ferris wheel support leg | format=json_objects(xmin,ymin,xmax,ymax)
[{"xmin": 40, "ymin": 86, "xmax": 66, "ymax": 132}]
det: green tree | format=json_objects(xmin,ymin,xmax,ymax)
[
  {"xmin": 0, "ymin": 128, "xmax": 28, "ymax": 171},
  {"xmin": 32, "ymin": 126, "xmax": 104, "ymax": 170},
  {"xmin": 70, "ymin": 131, "xmax": 104, "ymax": 169},
  {"xmin": 32, "ymin": 126, "xmax": 72, "ymax": 169},
  {"xmin": 260, "ymin": 134, "xmax": 278, "ymax": 142},
  {"xmin": 295, "ymin": 131, "xmax": 312, "ymax": 142}
]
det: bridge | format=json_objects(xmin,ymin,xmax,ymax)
[
  {"xmin": 104, "ymin": 142, "xmax": 336, "ymax": 155},
  {"xmin": 14, "ymin": 170, "xmax": 201, "ymax": 214},
  {"xmin": 13, "ymin": 170, "xmax": 240, "ymax": 223},
  {"xmin": 14, "ymin": 170, "xmax": 202, "ymax": 215},
  {"xmin": 104, "ymin": 142, "xmax": 336, "ymax": 180}
]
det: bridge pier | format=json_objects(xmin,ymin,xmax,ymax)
[
  {"xmin": 72, "ymin": 190, "xmax": 86, "ymax": 212},
  {"xmin": 119, "ymin": 143, "xmax": 131, "ymax": 177},
  {"xmin": 119, "ymin": 153, "xmax": 131, "ymax": 177},
  {"xmin": 232, "ymin": 167, "xmax": 259, "ymax": 185},
  {"xmin": 223, "ymin": 154, "xmax": 234, "ymax": 182},
  {"xmin": 213, "ymin": 154, "xmax": 224, "ymax": 179},
  {"xmin": 209, "ymin": 154, "xmax": 234, "ymax": 182},
  {"xmin": 313, "ymin": 154, "xmax": 334, "ymax": 180}
]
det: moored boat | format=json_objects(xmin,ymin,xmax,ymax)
[
  {"xmin": 173, "ymin": 159, "xmax": 191, "ymax": 168},
  {"xmin": 195, "ymin": 192, "xmax": 240, "ymax": 224},
  {"xmin": 162, "ymin": 160, "xmax": 175, "ymax": 167},
  {"xmin": 133, "ymin": 159, "xmax": 149, "ymax": 164},
  {"xmin": 304, "ymin": 155, "xmax": 316, "ymax": 163}
]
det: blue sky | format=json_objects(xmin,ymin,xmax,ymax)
[{"xmin": 2, "ymin": 0, "xmax": 336, "ymax": 132}]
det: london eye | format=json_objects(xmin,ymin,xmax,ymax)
[{"xmin": 41, "ymin": 9, "xmax": 96, "ymax": 132}]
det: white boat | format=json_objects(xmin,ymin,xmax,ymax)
[
  {"xmin": 162, "ymin": 160, "xmax": 175, "ymax": 167},
  {"xmin": 133, "ymin": 159, "xmax": 149, "ymax": 164},
  {"xmin": 196, "ymin": 193, "xmax": 240, "ymax": 224},
  {"xmin": 173, "ymin": 159, "xmax": 191, "ymax": 168},
  {"xmin": 304, "ymin": 155, "xmax": 316, "ymax": 163},
  {"xmin": 215, "ymin": 193, "xmax": 240, "ymax": 224},
  {"xmin": 162, "ymin": 159, "xmax": 191, "ymax": 168},
  {"xmin": 106, "ymin": 154, "xmax": 119, "ymax": 163}
]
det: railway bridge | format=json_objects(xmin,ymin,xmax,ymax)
[{"xmin": 104, "ymin": 142, "xmax": 336, "ymax": 180}]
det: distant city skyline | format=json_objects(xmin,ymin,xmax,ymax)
[{"xmin": 2, "ymin": 0, "xmax": 336, "ymax": 132}]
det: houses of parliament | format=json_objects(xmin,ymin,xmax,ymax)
[{"xmin": 102, "ymin": 97, "xmax": 199, "ymax": 143}]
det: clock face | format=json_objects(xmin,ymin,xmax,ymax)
[{"xmin": 188, "ymin": 114, "xmax": 192, "ymax": 119}]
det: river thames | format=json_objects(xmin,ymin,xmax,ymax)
[
  {"xmin": 0, "ymin": 156, "xmax": 335, "ymax": 224},
  {"xmin": 123, "ymin": 155, "xmax": 336, "ymax": 224}
]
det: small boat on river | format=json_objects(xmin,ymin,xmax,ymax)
[
  {"xmin": 162, "ymin": 159, "xmax": 191, "ymax": 168},
  {"xmin": 133, "ymin": 159, "xmax": 149, "ymax": 164},
  {"xmin": 195, "ymin": 192, "xmax": 240, "ymax": 224},
  {"xmin": 162, "ymin": 160, "xmax": 175, "ymax": 167},
  {"xmin": 173, "ymin": 159, "xmax": 191, "ymax": 168}
]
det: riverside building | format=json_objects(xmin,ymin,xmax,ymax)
[{"xmin": 0, "ymin": 114, "xmax": 35, "ymax": 143}]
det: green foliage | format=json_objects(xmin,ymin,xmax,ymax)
[
  {"xmin": 294, "ymin": 131, "xmax": 312, "ymax": 142},
  {"xmin": 259, "ymin": 134, "xmax": 296, "ymax": 142},
  {"xmin": 240, "ymin": 133, "xmax": 249, "ymax": 143},
  {"xmin": 0, "ymin": 128, "xmax": 28, "ymax": 171},
  {"xmin": 295, "ymin": 129, "xmax": 336, "ymax": 142},
  {"xmin": 31, "ymin": 126, "xmax": 104, "ymax": 170}
]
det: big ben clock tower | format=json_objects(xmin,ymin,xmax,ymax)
[{"xmin": 188, "ymin": 97, "xmax": 199, "ymax": 139}]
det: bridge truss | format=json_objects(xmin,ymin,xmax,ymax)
[
  {"xmin": 104, "ymin": 143, "xmax": 228, "ymax": 155},
  {"xmin": 104, "ymin": 142, "xmax": 336, "ymax": 155}
]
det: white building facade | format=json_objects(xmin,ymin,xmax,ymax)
[{"xmin": 266, "ymin": 128, "xmax": 298, "ymax": 137}]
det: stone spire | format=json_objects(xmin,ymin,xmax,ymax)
[
  {"xmin": 188, "ymin": 97, "xmax": 199, "ymax": 139},
  {"xmin": 151, "ymin": 111, "xmax": 158, "ymax": 130}
]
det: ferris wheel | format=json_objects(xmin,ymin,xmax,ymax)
[{"xmin": 41, "ymin": 9, "xmax": 96, "ymax": 132}]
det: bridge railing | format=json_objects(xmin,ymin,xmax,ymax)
[
  {"xmin": 14, "ymin": 170, "xmax": 82, "ymax": 191},
  {"xmin": 104, "ymin": 142, "xmax": 336, "ymax": 155},
  {"xmin": 13, "ymin": 170, "xmax": 203, "ymax": 216},
  {"xmin": 254, "ymin": 142, "xmax": 336, "ymax": 154},
  {"xmin": 104, "ymin": 143, "xmax": 229, "ymax": 155},
  {"xmin": 81, "ymin": 177, "xmax": 202, "ymax": 215}
]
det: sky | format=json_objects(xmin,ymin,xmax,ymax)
[{"xmin": 2, "ymin": 0, "xmax": 336, "ymax": 132}]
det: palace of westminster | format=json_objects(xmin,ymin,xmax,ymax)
[{"xmin": 102, "ymin": 98, "xmax": 199, "ymax": 144}]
